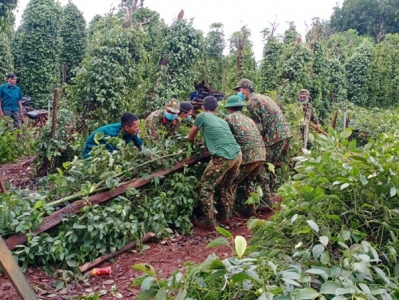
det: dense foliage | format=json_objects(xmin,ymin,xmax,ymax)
[
  {"xmin": 0, "ymin": 118, "xmax": 35, "ymax": 163},
  {"xmin": 16, "ymin": 0, "xmax": 62, "ymax": 108},
  {"xmin": 135, "ymin": 128, "xmax": 399, "ymax": 299},
  {"xmin": 60, "ymin": 2, "xmax": 86, "ymax": 83},
  {"xmin": 330, "ymin": 0, "xmax": 399, "ymax": 40}
]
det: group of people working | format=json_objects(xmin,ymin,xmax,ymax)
[
  {"xmin": 0, "ymin": 71, "xmax": 315, "ymax": 230},
  {"xmin": 82, "ymin": 78, "xmax": 320, "ymax": 230}
]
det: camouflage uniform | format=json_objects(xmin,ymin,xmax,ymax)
[
  {"xmin": 144, "ymin": 100, "xmax": 181, "ymax": 143},
  {"xmin": 225, "ymin": 109, "xmax": 267, "ymax": 209},
  {"xmin": 200, "ymin": 152, "xmax": 242, "ymax": 220},
  {"xmin": 233, "ymin": 79, "xmax": 292, "ymax": 198}
]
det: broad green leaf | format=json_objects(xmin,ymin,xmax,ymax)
[
  {"xmin": 267, "ymin": 162, "xmax": 275, "ymax": 175},
  {"xmin": 312, "ymin": 244, "xmax": 325, "ymax": 260},
  {"xmin": 175, "ymin": 289, "xmax": 187, "ymax": 300},
  {"xmin": 359, "ymin": 175, "xmax": 368, "ymax": 185},
  {"xmin": 155, "ymin": 287, "xmax": 166, "ymax": 300},
  {"xmin": 340, "ymin": 183, "xmax": 350, "ymax": 190},
  {"xmin": 235, "ymin": 235, "xmax": 247, "ymax": 259},
  {"xmin": 132, "ymin": 263, "xmax": 157, "ymax": 277},
  {"xmin": 216, "ymin": 227, "xmax": 233, "ymax": 239},
  {"xmin": 141, "ymin": 276, "xmax": 154, "ymax": 291},
  {"xmin": 358, "ymin": 283, "xmax": 371, "ymax": 295},
  {"xmin": 209, "ymin": 259, "xmax": 226, "ymax": 270},
  {"xmin": 206, "ymin": 237, "xmax": 229, "ymax": 248},
  {"xmin": 372, "ymin": 266, "xmax": 390, "ymax": 284},
  {"xmin": 295, "ymin": 288, "xmax": 320, "ymax": 299},
  {"xmin": 267, "ymin": 261, "xmax": 277, "ymax": 275},
  {"xmin": 137, "ymin": 289, "xmax": 158, "ymax": 300},
  {"xmin": 256, "ymin": 185, "xmax": 263, "ymax": 198},
  {"xmin": 320, "ymin": 281, "xmax": 340, "ymax": 295},
  {"xmin": 335, "ymin": 287, "xmax": 356, "ymax": 295},
  {"xmin": 291, "ymin": 214, "xmax": 298, "ymax": 224},
  {"xmin": 319, "ymin": 236, "xmax": 329, "ymax": 246},
  {"xmin": 390, "ymin": 186, "xmax": 396, "ymax": 197},
  {"xmin": 307, "ymin": 220, "xmax": 319, "ymax": 233},
  {"xmin": 66, "ymin": 260, "xmax": 77, "ymax": 268},
  {"xmin": 204, "ymin": 269, "xmax": 227, "ymax": 282},
  {"xmin": 340, "ymin": 127, "xmax": 353, "ymax": 140}
]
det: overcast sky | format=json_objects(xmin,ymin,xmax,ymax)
[{"xmin": 15, "ymin": 0, "xmax": 344, "ymax": 61}]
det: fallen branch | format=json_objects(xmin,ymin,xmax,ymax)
[
  {"xmin": 79, "ymin": 232, "xmax": 156, "ymax": 273},
  {"xmin": 310, "ymin": 123, "xmax": 328, "ymax": 136},
  {"xmin": 6, "ymin": 151, "xmax": 210, "ymax": 250}
]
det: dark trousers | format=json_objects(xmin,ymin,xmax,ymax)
[{"xmin": 4, "ymin": 110, "xmax": 21, "ymax": 128}]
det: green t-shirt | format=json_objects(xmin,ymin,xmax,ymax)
[{"xmin": 194, "ymin": 112, "xmax": 240, "ymax": 159}]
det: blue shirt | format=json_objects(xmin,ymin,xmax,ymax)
[
  {"xmin": 0, "ymin": 83, "xmax": 23, "ymax": 112},
  {"xmin": 82, "ymin": 122, "xmax": 143, "ymax": 158}
]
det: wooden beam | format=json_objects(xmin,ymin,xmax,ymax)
[
  {"xmin": 5, "ymin": 151, "xmax": 210, "ymax": 250},
  {"xmin": 0, "ymin": 236, "xmax": 38, "ymax": 300}
]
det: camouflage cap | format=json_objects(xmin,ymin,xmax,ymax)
[
  {"xmin": 165, "ymin": 99, "xmax": 180, "ymax": 113},
  {"xmin": 299, "ymin": 89, "xmax": 310, "ymax": 97},
  {"xmin": 232, "ymin": 78, "xmax": 255, "ymax": 91}
]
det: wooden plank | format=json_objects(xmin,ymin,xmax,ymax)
[
  {"xmin": 0, "ymin": 236, "xmax": 38, "ymax": 300},
  {"xmin": 5, "ymin": 151, "xmax": 210, "ymax": 250}
]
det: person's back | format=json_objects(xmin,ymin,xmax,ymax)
[
  {"xmin": 194, "ymin": 112, "xmax": 240, "ymax": 159},
  {"xmin": 248, "ymin": 93, "xmax": 292, "ymax": 147},
  {"xmin": 225, "ymin": 111, "xmax": 265, "ymax": 164},
  {"xmin": 188, "ymin": 96, "xmax": 242, "ymax": 229}
]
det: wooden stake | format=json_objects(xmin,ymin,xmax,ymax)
[
  {"xmin": 79, "ymin": 232, "xmax": 156, "ymax": 273},
  {"xmin": 0, "ymin": 236, "xmax": 38, "ymax": 300},
  {"xmin": 62, "ymin": 62, "xmax": 66, "ymax": 96},
  {"xmin": 50, "ymin": 89, "xmax": 59, "ymax": 139},
  {"xmin": 0, "ymin": 178, "xmax": 6, "ymax": 193}
]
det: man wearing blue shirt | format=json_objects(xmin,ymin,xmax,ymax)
[
  {"xmin": 82, "ymin": 112, "xmax": 143, "ymax": 158},
  {"xmin": 0, "ymin": 73, "xmax": 24, "ymax": 128}
]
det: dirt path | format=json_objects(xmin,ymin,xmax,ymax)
[
  {"xmin": 0, "ymin": 210, "xmax": 273, "ymax": 300},
  {"xmin": 0, "ymin": 156, "xmax": 36, "ymax": 189}
]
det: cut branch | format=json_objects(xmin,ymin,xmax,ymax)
[{"xmin": 5, "ymin": 151, "xmax": 210, "ymax": 250}]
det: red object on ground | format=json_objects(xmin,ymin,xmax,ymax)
[{"xmin": 91, "ymin": 266, "xmax": 112, "ymax": 276}]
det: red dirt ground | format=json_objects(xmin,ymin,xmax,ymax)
[{"xmin": 0, "ymin": 158, "xmax": 276, "ymax": 300}]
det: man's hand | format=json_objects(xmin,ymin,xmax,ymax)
[
  {"xmin": 0, "ymin": 111, "xmax": 3, "ymax": 118},
  {"xmin": 20, "ymin": 112, "xmax": 24, "ymax": 122}
]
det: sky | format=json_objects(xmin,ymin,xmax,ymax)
[{"xmin": 15, "ymin": 0, "xmax": 344, "ymax": 61}]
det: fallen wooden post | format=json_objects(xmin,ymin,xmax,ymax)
[
  {"xmin": 0, "ymin": 236, "xmax": 38, "ymax": 300},
  {"xmin": 6, "ymin": 151, "xmax": 210, "ymax": 250},
  {"xmin": 79, "ymin": 232, "xmax": 156, "ymax": 273}
]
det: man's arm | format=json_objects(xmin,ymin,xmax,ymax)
[
  {"xmin": 188, "ymin": 125, "xmax": 199, "ymax": 142},
  {"xmin": 0, "ymin": 99, "xmax": 3, "ymax": 117}
]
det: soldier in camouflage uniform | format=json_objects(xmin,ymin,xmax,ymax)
[
  {"xmin": 188, "ymin": 96, "xmax": 242, "ymax": 229},
  {"xmin": 144, "ymin": 99, "xmax": 181, "ymax": 144},
  {"xmin": 298, "ymin": 89, "xmax": 319, "ymax": 148},
  {"xmin": 233, "ymin": 79, "xmax": 292, "ymax": 196},
  {"xmin": 224, "ymin": 95, "xmax": 267, "ymax": 216}
]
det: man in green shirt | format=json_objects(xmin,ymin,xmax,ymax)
[
  {"xmin": 224, "ymin": 95, "xmax": 267, "ymax": 215},
  {"xmin": 82, "ymin": 112, "xmax": 142, "ymax": 158},
  {"xmin": 0, "ymin": 73, "xmax": 24, "ymax": 128},
  {"xmin": 188, "ymin": 96, "xmax": 242, "ymax": 229}
]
